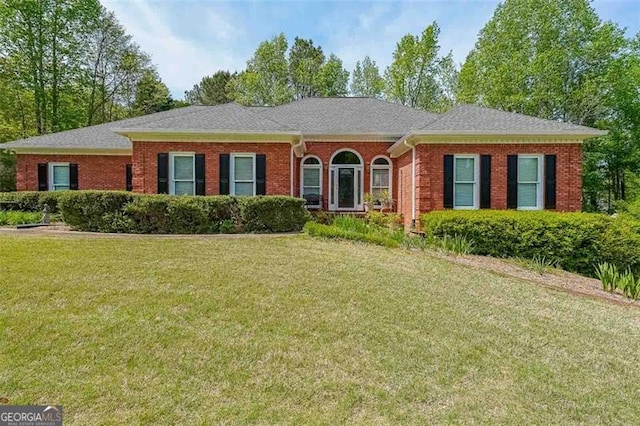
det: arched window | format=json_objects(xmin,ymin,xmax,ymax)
[
  {"xmin": 370, "ymin": 156, "xmax": 392, "ymax": 206},
  {"xmin": 300, "ymin": 156, "xmax": 322, "ymax": 208},
  {"xmin": 331, "ymin": 151, "xmax": 361, "ymax": 165}
]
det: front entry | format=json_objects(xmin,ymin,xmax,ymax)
[{"xmin": 329, "ymin": 150, "xmax": 363, "ymax": 211}]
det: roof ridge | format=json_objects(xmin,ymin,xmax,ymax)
[{"xmin": 232, "ymin": 103, "xmax": 298, "ymax": 132}]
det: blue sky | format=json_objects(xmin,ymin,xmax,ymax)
[{"xmin": 101, "ymin": 0, "xmax": 640, "ymax": 99}]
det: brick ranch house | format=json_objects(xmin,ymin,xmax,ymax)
[{"xmin": 2, "ymin": 97, "xmax": 605, "ymax": 227}]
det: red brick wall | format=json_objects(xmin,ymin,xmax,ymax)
[
  {"xmin": 300, "ymin": 141, "xmax": 395, "ymax": 209},
  {"xmin": 16, "ymin": 154, "xmax": 132, "ymax": 191},
  {"xmin": 131, "ymin": 141, "xmax": 292, "ymax": 195},
  {"xmin": 415, "ymin": 143, "xmax": 583, "ymax": 214}
]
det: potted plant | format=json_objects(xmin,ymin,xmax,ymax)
[
  {"xmin": 364, "ymin": 192, "xmax": 375, "ymax": 212},
  {"xmin": 379, "ymin": 190, "xmax": 393, "ymax": 212}
]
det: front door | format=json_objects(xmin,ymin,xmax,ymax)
[
  {"xmin": 330, "ymin": 166, "xmax": 363, "ymax": 211},
  {"xmin": 338, "ymin": 167, "xmax": 355, "ymax": 209}
]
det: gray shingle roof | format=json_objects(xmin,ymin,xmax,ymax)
[
  {"xmin": 420, "ymin": 104, "xmax": 606, "ymax": 136},
  {"xmin": 257, "ymin": 97, "xmax": 441, "ymax": 135},
  {"xmin": 1, "ymin": 106, "xmax": 207, "ymax": 151},
  {"xmin": 1, "ymin": 98, "xmax": 605, "ymax": 152},
  {"xmin": 118, "ymin": 102, "xmax": 296, "ymax": 133}
]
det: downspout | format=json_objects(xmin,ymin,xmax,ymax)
[
  {"xmin": 402, "ymin": 136, "xmax": 417, "ymax": 229},
  {"xmin": 290, "ymin": 137, "xmax": 305, "ymax": 197}
]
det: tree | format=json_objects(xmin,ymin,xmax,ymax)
[
  {"xmin": 289, "ymin": 37, "xmax": 324, "ymax": 99},
  {"xmin": 456, "ymin": 0, "xmax": 632, "ymax": 207},
  {"xmin": 350, "ymin": 56, "xmax": 384, "ymax": 98},
  {"xmin": 132, "ymin": 69, "xmax": 172, "ymax": 115},
  {"xmin": 384, "ymin": 22, "xmax": 456, "ymax": 111},
  {"xmin": 316, "ymin": 54, "xmax": 349, "ymax": 97},
  {"xmin": 184, "ymin": 70, "xmax": 234, "ymax": 105},
  {"xmin": 231, "ymin": 33, "xmax": 292, "ymax": 106}
]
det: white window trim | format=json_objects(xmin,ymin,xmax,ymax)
[
  {"xmin": 230, "ymin": 153, "xmax": 256, "ymax": 196},
  {"xmin": 370, "ymin": 155, "xmax": 392, "ymax": 208},
  {"xmin": 48, "ymin": 162, "xmax": 70, "ymax": 191},
  {"xmin": 453, "ymin": 154, "xmax": 480, "ymax": 210},
  {"xmin": 329, "ymin": 149, "xmax": 364, "ymax": 211},
  {"xmin": 300, "ymin": 155, "xmax": 323, "ymax": 208},
  {"xmin": 169, "ymin": 152, "xmax": 195, "ymax": 196},
  {"xmin": 517, "ymin": 154, "xmax": 544, "ymax": 211}
]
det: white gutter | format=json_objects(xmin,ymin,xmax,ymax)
[
  {"xmin": 290, "ymin": 146, "xmax": 294, "ymax": 196},
  {"xmin": 404, "ymin": 137, "xmax": 418, "ymax": 228}
]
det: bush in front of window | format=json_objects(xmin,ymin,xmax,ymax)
[
  {"xmin": 0, "ymin": 191, "xmax": 68, "ymax": 213},
  {"xmin": 55, "ymin": 191, "xmax": 309, "ymax": 234},
  {"xmin": 238, "ymin": 196, "xmax": 311, "ymax": 233},
  {"xmin": 420, "ymin": 210, "xmax": 640, "ymax": 277}
]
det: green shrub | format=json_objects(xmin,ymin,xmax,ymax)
[
  {"xmin": 515, "ymin": 255, "xmax": 558, "ymax": 275},
  {"xmin": 303, "ymin": 222, "xmax": 399, "ymax": 248},
  {"xmin": 619, "ymin": 270, "xmax": 640, "ymax": 299},
  {"xmin": 238, "ymin": 196, "xmax": 310, "ymax": 233},
  {"xmin": 0, "ymin": 191, "xmax": 67, "ymax": 213},
  {"xmin": 421, "ymin": 210, "xmax": 640, "ymax": 277},
  {"xmin": 595, "ymin": 262, "xmax": 619, "ymax": 292},
  {"xmin": 58, "ymin": 191, "xmax": 136, "ymax": 232},
  {"xmin": 0, "ymin": 211, "xmax": 43, "ymax": 225},
  {"xmin": 437, "ymin": 234, "xmax": 474, "ymax": 255}
]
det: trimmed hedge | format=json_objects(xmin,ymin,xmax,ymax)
[
  {"xmin": 56, "ymin": 191, "xmax": 309, "ymax": 234},
  {"xmin": 420, "ymin": 210, "xmax": 640, "ymax": 276},
  {"xmin": 0, "ymin": 191, "xmax": 67, "ymax": 213}
]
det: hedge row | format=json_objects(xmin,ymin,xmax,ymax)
[
  {"xmin": 420, "ymin": 210, "xmax": 640, "ymax": 276},
  {"xmin": 37, "ymin": 191, "xmax": 310, "ymax": 234},
  {"xmin": 0, "ymin": 191, "xmax": 66, "ymax": 213}
]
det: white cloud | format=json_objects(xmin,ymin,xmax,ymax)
[{"xmin": 101, "ymin": 0, "xmax": 248, "ymax": 98}]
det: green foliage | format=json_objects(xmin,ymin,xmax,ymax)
[
  {"xmin": 315, "ymin": 54, "xmax": 349, "ymax": 97},
  {"xmin": 288, "ymin": 37, "xmax": 325, "ymax": 99},
  {"xmin": 595, "ymin": 262, "xmax": 619, "ymax": 292},
  {"xmin": 350, "ymin": 56, "xmax": 384, "ymax": 98},
  {"xmin": 619, "ymin": 269, "xmax": 640, "ymax": 299},
  {"xmin": 238, "ymin": 196, "xmax": 311, "ymax": 233},
  {"xmin": 0, "ymin": 210, "xmax": 42, "ymax": 225},
  {"xmin": 437, "ymin": 234, "xmax": 474, "ymax": 255},
  {"xmin": 421, "ymin": 210, "xmax": 640, "ymax": 277},
  {"xmin": 55, "ymin": 191, "xmax": 307, "ymax": 234},
  {"xmin": 0, "ymin": 190, "xmax": 69, "ymax": 213},
  {"xmin": 303, "ymin": 222, "xmax": 400, "ymax": 248},
  {"xmin": 132, "ymin": 69, "xmax": 174, "ymax": 115},
  {"xmin": 184, "ymin": 71, "xmax": 235, "ymax": 105},
  {"xmin": 0, "ymin": 150, "xmax": 16, "ymax": 191},
  {"xmin": 516, "ymin": 255, "xmax": 559, "ymax": 275},
  {"xmin": 384, "ymin": 22, "xmax": 457, "ymax": 112}
]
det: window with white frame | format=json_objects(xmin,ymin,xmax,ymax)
[
  {"xmin": 49, "ymin": 163, "xmax": 70, "ymax": 191},
  {"xmin": 231, "ymin": 153, "xmax": 255, "ymax": 196},
  {"xmin": 301, "ymin": 156, "xmax": 322, "ymax": 208},
  {"xmin": 170, "ymin": 153, "xmax": 195, "ymax": 195},
  {"xmin": 371, "ymin": 157, "xmax": 391, "ymax": 205},
  {"xmin": 517, "ymin": 155, "xmax": 543, "ymax": 210},
  {"xmin": 453, "ymin": 155, "xmax": 479, "ymax": 209}
]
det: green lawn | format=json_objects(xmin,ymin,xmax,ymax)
[{"xmin": 1, "ymin": 234, "xmax": 640, "ymax": 424}]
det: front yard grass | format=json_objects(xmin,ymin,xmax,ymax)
[{"xmin": 1, "ymin": 234, "xmax": 640, "ymax": 424}]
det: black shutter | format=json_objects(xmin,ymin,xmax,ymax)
[
  {"xmin": 126, "ymin": 164, "xmax": 133, "ymax": 191},
  {"xmin": 443, "ymin": 155, "xmax": 454, "ymax": 209},
  {"xmin": 545, "ymin": 155, "xmax": 557, "ymax": 209},
  {"xmin": 195, "ymin": 154, "xmax": 206, "ymax": 196},
  {"xmin": 507, "ymin": 155, "xmax": 518, "ymax": 209},
  {"xmin": 219, "ymin": 154, "xmax": 230, "ymax": 195},
  {"xmin": 256, "ymin": 154, "xmax": 266, "ymax": 195},
  {"xmin": 157, "ymin": 153, "xmax": 169, "ymax": 194},
  {"xmin": 38, "ymin": 163, "xmax": 48, "ymax": 191},
  {"xmin": 480, "ymin": 155, "xmax": 491, "ymax": 209},
  {"xmin": 69, "ymin": 163, "xmax": 79, "ymax": 190}
]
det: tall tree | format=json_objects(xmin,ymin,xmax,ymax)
[
  {"xmin": 384, "ymin": 22, "xmax": 456, "ymax": 111},
  {"xmin": 350, "ymin": 56, "xmax": 384, "ymax": 98},
  {"xmin": 184, "ymin": 70, "xmax": 234, "ymax": 105},
  {"xmin": 316, "ymin": 54, "xmax": 349, "ymax": 97},
  {"xmin": 288, "ymin": 37, "xmax": 324, "ymax": 99},
  {"xmin": 132, "ymin": 69, "xmax": 172, "ymax": 115},
  {"xmin": 231, "ymin": 33, "xmax": 292, "ymax": 106},
  {"xmin": 456, "ymin": 0, "xmax": 632, "ymax": 206}
]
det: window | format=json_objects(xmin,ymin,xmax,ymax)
[
  {"xmin": 517, "ymin": 155, "xmax": 543, "ymax": 210},
  {"xmin": 231, "ymin": 153, "xmax": 255, "ymax": 196},
  {"xmin": 301, "ymin": 156, "xmax": 322, "ymax": 208},
  {"xmin": 371, "ymin": 156, "xmax": 391, "ymax": 205},
  {"xmin": 170, "ymin": 153, "xmax": 195, "ymax": 195},
  {"xmin": 49, "ymin": 163, "xmax": 70, "ymax": 191},
  {"xmin": 453, "ymin": 155, "xmax": 479, "ymax": 209}
]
